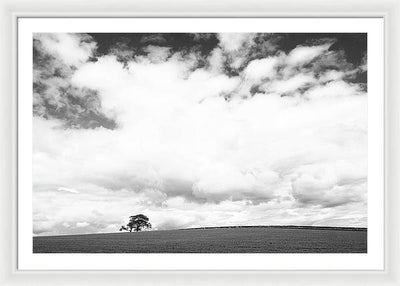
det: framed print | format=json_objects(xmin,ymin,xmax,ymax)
[
  {"xmin": 1, "ymin": 0, "xmax": 399, "ymax": 285},
  {"xmin": 17, "ymin": 16, "xmax": 383, "ymax": 271}
]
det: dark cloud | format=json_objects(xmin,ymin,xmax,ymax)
[
  {"xmin": 139, "ymin": 34, "xmax": 167, "ymax": 45},
  {"xmin": 33, "ymin": 34, "xmax": 117, "ymax": 129},
  {"xmin": 229, "ymin": 33, "xmax": 283, "ymax": 72},
  {"xmin": 275, "ymin": 33, "xmax": 367, "ymax": 65},
  {"xmin": 108, "ymin": 38, "xmax": 136, "ymax": 64},
  {"xmin": 89, "ymin": 33, "xmax": 219, "ymax": 65}
]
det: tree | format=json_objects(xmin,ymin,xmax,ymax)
[{"xmin": 119, "ymin": 214, "xmax": 152, "ymax": 232}]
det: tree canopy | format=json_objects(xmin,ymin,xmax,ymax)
[{"xmin": 119, "ymin": 214, "xmax": 152, "ymax": 232}]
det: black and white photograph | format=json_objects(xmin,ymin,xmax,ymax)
[{"xmin": 31, "ymin": 31, "xmax": 369, "ymax": 254}]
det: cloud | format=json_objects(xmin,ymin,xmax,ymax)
[
  {"xmin": 264, "ymin": 73, "xmax": 316, "ymax": 95},
  {"xmin": 33, "ymin": 34, "xmax": 116, "ymax": 129},
  {"xmin": 244, "ymin": 57, "xmax": 279, "ymax": 82},
  {"xmin": 143, "ymin": 45, "xmax": 171, "ymax": 63},
  {"xmin": 218, "ymin": 33, "xmax": 255, "ymax": 52},
  {"xmin": 319, "ymin": 70, "xmax": 345, "ymax": 83},
  {"xmin": 139, "ymin": 34, "xmax": 167, "ymax": 46},
  {"xmin": 76, "ymin": 222, "xmax": 90, "ymax": 227},
  {"xmin": 291, "ymin": 161, "xmax": 367, "ymax": 207},
  {"xmin": 207, "ymin": 47, "xmax": 224, "ymax": 73},
  {"xmin": 35, "ymin": 33, "xmax": 96, "ymax": 67},
  {"xmin": 286, "ymin": 44, "xmax": 331, "ymax": 67},
  {"xmin": 33, "ymin": 33, "xmax": 368, "ymax": 235},
  {"xmin": 304, "ymin": 80, "xmax": 364, "ymax": 99},
  {"xmin": 108, "ymin": 39, "xmax": 136, "ymax": 64},
  {"xmin": 57, "ymin": 187, "xmax": 79, "ymax": 194}
]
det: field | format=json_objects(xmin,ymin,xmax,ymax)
[{"xmin": 33, "ymin": 226, "xmax": 367, "ymax": 253}]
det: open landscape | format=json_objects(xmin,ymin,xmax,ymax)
[
  {"xmin": 32, "ymin": 33, "xmax": 369, "ymax": 259},
  {"xmin": 33, "ymin": 226, "xmax": 367, "ymax": 253}
]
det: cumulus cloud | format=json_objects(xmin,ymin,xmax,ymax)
[
  {"xmin": 286, "ymin": 44, "xmax": 331, "ymax": 67},
  {"xmin": 32, "ymin": 33, "xmax": 368, "ymax": 235},
  {"xmin": 35, "ymin": 33, "xmax": 96, "ymax": 67},
  {"xmin": 33, "ymin": 34, "xmax": 116, "ymax": 129},
  {"xmin": 143, "ymin": 45, "xmax": 171, "ymax": 63},
  {"xmin": 218, "ymin": 33, "xmax": 255, "ymax": 52},
  {"xmin": 244, "ymin": 57, "xmax": 279, "ymax": 82}
]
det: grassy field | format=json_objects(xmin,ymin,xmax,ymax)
[{"xmin": 33, "ymin": 226, "xmax": 367, "ymax": 253}]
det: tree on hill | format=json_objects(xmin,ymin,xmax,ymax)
[{"xmin": 119, "ymin": 214, "xmax": 152, "ymax": 232}]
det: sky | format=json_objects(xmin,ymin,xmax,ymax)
[{"xmin": 32, "ymin": 33, "xmax": 368, "ymax": 236}]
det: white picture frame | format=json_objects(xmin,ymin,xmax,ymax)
[
  {"xmin": 1, "ymin": 0, "xmax": 399, "ymax": 285},
  {"xmin": 18, "ymin": 16, "xmax": 383, "ymax": 272}
]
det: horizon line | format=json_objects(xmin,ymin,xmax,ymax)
[{"xmin": 33, "ymin": 224, "xmax": 368, "ymax": 238}]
